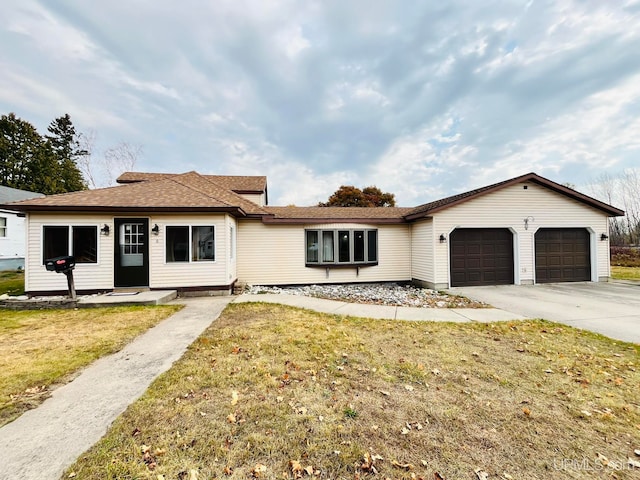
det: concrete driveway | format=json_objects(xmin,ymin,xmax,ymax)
[{"xmin": 448, "ymin": 282, "xmax": 640, "ymax": 344}]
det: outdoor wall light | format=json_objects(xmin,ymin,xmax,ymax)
[
  {"xmin": 439, "ymin": 234, "xmax": 447, "ymax": 243},
  {"xmin": 151, "ymin": 224, "xmax": 160, "ymax": 235},
  {"xmin": 600, "ymin": 233, "xmax": 609, "ymax": 241},
  {"xmin": 100, "ymin": 224, "xmax": 110, "ymax": 236},
  {"xmin": 524, "ymin": 216, "xmax": 535, "ymax": 230}
]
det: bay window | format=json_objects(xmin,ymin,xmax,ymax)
[{"xmin": 306, "ymin": 229, "xmax": 378, "ymax": 266}]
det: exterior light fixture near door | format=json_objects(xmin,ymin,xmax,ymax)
[
  {"xmin": 100, "ymin": 224, "xmax": 110, "ymax": 236},
  {"xmin": 151, "ymin": 224, "xmax": 160, "ymax": 235},
  {"xmin": 439, "ymin": 234, "xmax": 447, "ymax": 243},
  {"xmin": 600, "ymin": 233, "xmax": 608, "ymax": 241},
  {"xmin": 524, "ymin": 216, "xmax": 535, "ymax": 230}
]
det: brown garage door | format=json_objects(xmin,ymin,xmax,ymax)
[
  {"xmin": 450, "ymin": 228, "xmax": 514, "ymax": 287},
  {"xmin": 535, "ymin": 228, "xmax": 591, "ymax": 283}
]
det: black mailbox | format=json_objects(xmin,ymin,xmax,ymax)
[{"xmin": 45, "ymin": 255, "xmax": 76, "ymax": 273}]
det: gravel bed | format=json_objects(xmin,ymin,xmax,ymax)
[{"xmin": 246, "ymin": 283, "xmax": 488, "ymax": 308}]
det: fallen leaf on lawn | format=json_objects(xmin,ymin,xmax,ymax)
[
  {"xmin": 252, "ymin": 464, "xmax": 267, "ymax": 477},
  {"xmin": 154, "ymin": 448, "xmax": 166, "ymax": 456},
  {"xmin": 432, "ymin": 369, "xmax": 440, "ymax": 376},
  {"xmin": 628, "ymin": 458, "xmax": 640, "ymax": 468},
  {"xmin": 434, "ymin": 473, "xmax": 445, "ymax": 480},
  {"xmin": 635, "ymin": 449, "xmax": 640, "ymax": 456},
  {"xmin": 156, "ymin": 475, "xmax": 165, "ymax": 480},
  {"xmin": 67, "ymin": 473, "xmax": 76, "ymax": 478},
  {"xmin": 141, "ymin": 444, "xmax": 151, "ymax": 454},
  {"xmin": 227, "ymin": 413, "xmax": 237, "ymax": 423},
  {"xmin": 223, "ymin": 466, "xmax": 233, "ymax": 475},
  {"xmin": 372, "ymin": 425, "xmax": 379, "ymax": 431},
  {"xmin": 596, "ymin": 453, "xmax": 609, "ymax": 466},
  {"xmin": 522, "ymin": 407, "xmax": 531, "ymax": 416},
  {"xmin": 189, "ymin": 470, "xmax": 199, "ymax": 480},
  {"xmin": 401, "ymin": 427, "xmax": 410, "ymax": 435},
  {"xmin": 231, "ymin": 390, "xmax": 239, "ymax": 405},
  {"xmin": 290, "ymin": 460, "xmax": 303, "ymax": 478},
  {"xmin": 420, "ymin": 460, "xmax": 428, "ymax": 467},
  {"xmin": 404, "ymin": 385, "xmax": 414, "ymax": 391},
  {"xmin": 580, "ymin": 410, "xmax": 592, "ymax": 417},
  {"xmin": 474, "ymin": 468, "xmax": 489, "ymax": 480},
  {"xmin": 544, "ymin": 369, "xmax": 554, "ymax": 374},
  {"xmin": 380, "ymin": 390, "xmax": 390, "ymax": 396},
  {"xmin": 304, "ymin": 466, "xmax": 314, "ymax": 475},
  {"xmin": 276, "ymin": 396, "xmax": 284, "ymax": 403},
  {"xmin": 391, "ymin": 460, "xmax": 414, "ymax": 470},
  {"xmin": 502, "ymin": 474, "xmax": 514, "ymax": 480}
]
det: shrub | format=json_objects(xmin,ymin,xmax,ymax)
[{"xmin": 610, "ymin": 246, "xmax": 640, "ymax": 267}]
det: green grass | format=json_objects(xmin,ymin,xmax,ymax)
[
  {"xmin": 0, "ymin": 304, "xmax": 182, "ymax": 426},
  {"xmin": 0, "ymin": 270, "xmax": 24, "ymax": 295},
  {"xmin": 66, "ymin": 303, "xmax": 640, "ymax": 480},
  {"xmin": 611, "ymin": 266, "xmax": 640, "ymax": 281}
]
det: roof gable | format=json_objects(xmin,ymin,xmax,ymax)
[{"xmin": 405, "ymin": 172, "xmax": 624, "ymax": 219}]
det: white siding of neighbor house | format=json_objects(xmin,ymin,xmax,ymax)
[
  {"xmin": 427, "ymin": 182, "xmax": 611, "ymax": 288},
  {"xmin": 26, "ymin": 213, "xmax": 114, "ymax": 292},
  {"xmin": 0, "ymin": 210, "xmax": 27, "ymax": 258},
  {"xmin": 410, "ymin": 219, "xmax": 434, "ymax": 285},
  {"xmin": 25, "ymin": 212, "xmax": 235, "ymax": 293},
  {"xmin": 237, "ymin": 221, "xmax": 411, "ymax": 285}
]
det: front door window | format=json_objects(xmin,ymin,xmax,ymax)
[{"xmin": 120, "ymin": 223, "xmax": 144, "ymax": 267}]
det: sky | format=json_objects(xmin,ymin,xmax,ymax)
[{"xmin": 1, "ymin": 0, "xmax": 640, "ymax": 207}]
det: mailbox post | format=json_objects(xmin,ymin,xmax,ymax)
[{"xmin": 44, "ymin": 255, "xmax": 77, "ymax": 300}]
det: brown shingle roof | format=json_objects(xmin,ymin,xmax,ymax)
[
  {"xmin": 405, "ymin": 172, "xmax": 625, "ymax": 219},
  {"xmin": 263, "ymin": 206, "xmax": 412, "ymax": 224},
  {"xmin": 117, "ymin": 171, "xmax": 267, "ymax": 193},
  {"xmin": 2, "ymin": 172, "xmax": 268, "ymax": 215}
]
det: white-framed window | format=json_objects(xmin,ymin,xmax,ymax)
[
  {"xmin": 0, "ymin": 217, "xmax": 6, "ymax": 237},
  {"xmin": 305, "ymin": 229, "xmax": 378, "ymax": 266},
  {"xmin": 42, "ymin": 225, "xmax": 98, "ymax": 263},
  {"xmin": 166, "ymin": 225, "xmax": 215, "ymax": 263}
]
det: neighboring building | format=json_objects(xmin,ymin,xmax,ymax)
[
  {"xmin": 0, "ymin": 171, "xmax": 624, "ymax": 296},
  {"xmin": 0, "ymin": 185, "xmax": 45, "ymax": 271}
]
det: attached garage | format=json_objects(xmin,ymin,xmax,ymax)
[
  {"xmin": 450, "ymin": 228, "xmax": 514, "ymax": 287},
  {"xmin": 535, "ymin": 228, "xmax": 591, "ymax": 283}
]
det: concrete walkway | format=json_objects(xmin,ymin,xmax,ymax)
[
  {"xmin": 0, "ymin": 296, "xmax": 232, "ymax": 480},
  {"xmin": 234, "ymin": 293, "xmax": 527, "ymax": 322}
]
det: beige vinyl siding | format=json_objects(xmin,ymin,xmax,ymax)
[
  {"xmin": 26, "ymin": 213, "xmax": 113, "ymax": 292},
  {"xmin": 237, "ymin": 221, "xmax": 410, "ymax": 285},
  {"xmin": 149, "ymin": 214, "xmax": 230, "ymax": 289},
  {"xmin": 410, "ymin": 218, "xmax": 434, "ymax": 285},
  {"xmin": 238, "ymin": 193, "xmax": 266, "ymax": 206},
  {"xmin": 432, "ymin": 182, "xmax": 610, "ymax": 287}
]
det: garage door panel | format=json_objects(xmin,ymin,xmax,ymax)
[
  {"xmin": 450, "ymin": 228, "xmax": 514, "ymax": 287},
  {"xmin": 535, "ymin": 228, "xmax": 590, "ymax": 283}
]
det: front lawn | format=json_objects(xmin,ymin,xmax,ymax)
[
  {"xmin": 67, "ymin": 303, "xmax": 640, "ymax": 479},
  {"xmin": 611, "ymin": 266, "xmax": 640, "ymax": 281},
  {"xmin": 0, "ymin": 305, "xmax": 181, "ymax": 426},
  {"xmin": 0, "ymin": 270, "xmax": 24, "ymax": 295}
]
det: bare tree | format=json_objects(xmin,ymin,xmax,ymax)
[
  {"xmin": 587, "ymin": 169, "xmax": 640, "ymax": 245},
  {"xmin": 102, "ymin": 142, "xmax": 142, "ymax": 186},
  {"xmin": 76, "ymin": 132, "xmax": 142, "ymax": 188}
]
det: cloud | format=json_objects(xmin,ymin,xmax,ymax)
[{"xmin": 1, "ymin": 0, "xmax": 640, "ymax": 206}]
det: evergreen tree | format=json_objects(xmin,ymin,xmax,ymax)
[{"xmin": 45, "ymin": 114, "xmax": 87, "ymax": 192}]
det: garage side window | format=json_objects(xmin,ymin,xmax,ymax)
[
  {"xmin": 43, "ymin": 226, "xmax": 97, "ymax": 264},
  {"xmin": 305, "ymin": 229, "xmax": 378, "ymax": 266},
  {"xmin": 0, "ymin": 217, "xmax": 6, "ymax": 237},
  {"xmin": 166, "ymin": 226, "xmax": 215, "ymax": 263}
]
